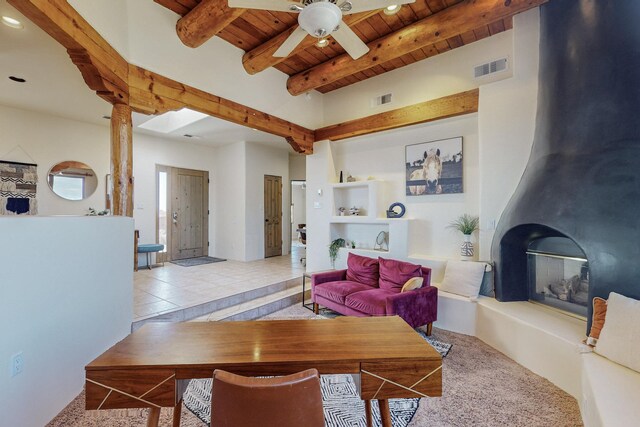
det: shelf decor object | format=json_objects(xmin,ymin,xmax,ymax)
[
  {"xmin": 329, "ymin": 238, "xmax": 346, "ymax": 268},
  {"xmin": 448, "ymin": 214, "xmax": 479, "ymax": 261},
  {"xmin": 386, "ymin": 202, "xmax": 406, "ymax": 218},
  {"xmin": 374, "ymin": 231, "xmax": 389, "ymax": 252}
]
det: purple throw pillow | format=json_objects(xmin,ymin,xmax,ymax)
[
  {"xmin": 378, "ymin": 257, "xmax": 422, "ymax": 291},
  {"xmin": 345, "ymin": 253, "xmax": 379, "ymax": 288}
]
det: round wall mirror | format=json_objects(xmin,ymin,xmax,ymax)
[{"xmin": 47, "ymin": 161, "xmax": 98, "ymax": 201}]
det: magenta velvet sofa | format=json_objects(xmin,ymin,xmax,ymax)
[{"xmin": 311, "ymin": 254, "xmax": 438, "ymax": 333}]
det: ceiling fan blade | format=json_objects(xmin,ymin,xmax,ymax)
[
  {"xmin": 332, "ymin": 22, "xmax": 369, "ymax": 59},
  {"xmin": 228, "ymin": 0, "xmax": 301, "ymax": 13},
  {"xmin": 341, "ymin": 0, "xmax": 416, "ymax": 15},
  {"xmin": 274, "ymin": 26, "xmax": 309, "ymax": 57}
]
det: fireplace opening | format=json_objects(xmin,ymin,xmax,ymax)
[{"xmin": 527, "ymin": 237, "xmax": 588, "ymax": 318}]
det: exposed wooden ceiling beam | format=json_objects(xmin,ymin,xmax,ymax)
[
  {"xmin": 9, "ymin": 0, "xmax": 314, "ymax": 153},
  {"xmin": 242, "ymin": 10, "xmax": 379, "ymax": 75},
  {"xmin": 8, "ymin": 0, "xmax": 129, "ymax": 105},
  {"xmin": 176, "ymin": 0, "xmax": 246, "ymax": 48},
  {"xmin": 287, "ymin": 0, "xmax": 547, "ymax": 95},
  {"xmin": 315, "ymin": 89, "xmax": 479, "ymax": 141},
  {"xmin": 128, "ymin": 65, "xmax": 315, "ymax": 153}
]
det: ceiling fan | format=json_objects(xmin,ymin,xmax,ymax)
[{"xmin": 228, "ymin": 0, "xmax": 416, "ymax": 59}]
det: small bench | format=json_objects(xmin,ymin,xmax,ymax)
[{"xmin": 137, "ymin": 244, "xmax": 164, "ymax": 270}]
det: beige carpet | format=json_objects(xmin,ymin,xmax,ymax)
[{"xmin": 47, "ymin": 305, "xmax": 582, "ymax": 427}]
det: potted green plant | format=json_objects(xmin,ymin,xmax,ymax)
[
  {"xmin": 448, "ymin": 214, "xmax": 479, "ymax": 260},
  {"xmin": 329, "ymin": 238, "xmax": 345, "ymax": 268}
]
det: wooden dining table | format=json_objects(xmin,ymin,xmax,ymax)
[{"xmin": 85, "ymin": 315, "xmax": 442, "ymax": 427}]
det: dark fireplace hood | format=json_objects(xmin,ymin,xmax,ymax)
[{"xmin": 492, "ymin": 0, "xmax": 640, "ymax": 331}]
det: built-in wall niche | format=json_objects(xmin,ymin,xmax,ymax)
[
  {"xmin": 331, "ymin": 181, "xmax": 385, "ymax": 218},
  {"xmin": 330, "ymin": 222, "xmax": 390, "ymax": 251}
]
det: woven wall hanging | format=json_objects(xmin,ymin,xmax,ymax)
[{"xmin": 0, "ymin": 160, "xmax": 38, "ymax": 215}]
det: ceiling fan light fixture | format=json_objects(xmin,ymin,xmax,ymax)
[
  {"xmin": 316, "ymin": 38, "xmax": 329, "ymax": 48},
  {"xmin": 383, "ymin": 4, "xmax": 402, "ymax": 15},
  {"xmin": 298, "ymin": 1, "xmax": 342, "ymax": 39}
]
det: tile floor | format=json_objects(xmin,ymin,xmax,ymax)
[{"xmin": 133, "ymin": 246, "xmax": 306, "ymax": 321}]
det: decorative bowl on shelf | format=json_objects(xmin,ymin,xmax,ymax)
[{"xmin": 386, "ymin": 202, "xmax": 406, "ymax": 218}]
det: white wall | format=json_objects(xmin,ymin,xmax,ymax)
[
  {"xmin": 322, "ymin": 30, "xmax": 513, "ymax": 125},
  {"xmin": 0, "ymin": 104, "xmax": 294, "ymax": 263},
  {"xmin": 245, "ymin": 142, "xmax": 291, "ymax": 260},
  {"xmin": 306, "ymin": 116, "xmax": 479, "ymax": 272},
  {"xmin": 305, "ymin": 140, "xmax": 338, "ymax": 272},
  {"xmin": 0, "ymin": 216, "xmax": 133, "ymax": 426},
  {"xmin": 289, "ymin": 154, "xmax": 306, "ymax": 181},
  {"xmin": 306, "ymin": 8, "xmax": 541, "ymax": 271},
  {"xmin": 478, "ymin": 9, "xmax": 540, "ymax": 260},
  {"xmin": 0, "ymin": 104, "xmax": 110, "ymax": 215},
  {"xmin": 132, "ymin": 133, "xmax": 218, "ymax": 253},
  {"xmin": 214, "ymin": 142, "xmax": 246, "ymax": 261}
]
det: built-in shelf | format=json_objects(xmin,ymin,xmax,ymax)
[
  {"xmin": 330, "ymin": 216, "xmax": 411, "ymax": 224},
  {"xmin": 331, "ymin": 180, "xmax": 381, "ymax": 188},
  {"xmin": 338, "ymin": 247, "xmax": 389, "ymax": 255}
]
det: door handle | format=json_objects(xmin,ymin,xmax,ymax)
[{"xmin": 172, "ymin": 212, "xmax": 178, "ymax": 224}]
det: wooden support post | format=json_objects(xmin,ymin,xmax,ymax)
[{"xmin": 110, "ymin": 104, "xmax": 134, "ymax": 217}]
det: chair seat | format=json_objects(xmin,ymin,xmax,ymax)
[{"xmin": 137, "ymin": 244, "xmax": 164, "ymax": 253}]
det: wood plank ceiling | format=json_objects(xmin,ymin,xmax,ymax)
[{"xmin": 154, "ymin": 0, "xmax": 512, "ymax": 94}]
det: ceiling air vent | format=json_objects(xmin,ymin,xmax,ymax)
[
  {"xmin": 474, "ymin": 58, "xmax": 508, "ymax": 78},
  {"xmin": 372, "ymin": 93, "xmax": 393, "ymax": 107}
]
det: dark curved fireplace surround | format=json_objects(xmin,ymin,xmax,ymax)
[{"xmin": 492, "ymin": 0, "xmax": 640, "ymax": 331}]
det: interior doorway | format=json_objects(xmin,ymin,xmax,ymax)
[
  {"xmin": 291, "ymin": 180, "xmax": 306, "ymax": 265},
  {"xmin": 156, "ymin": 165, "xmax": 209, "ymax": 263},
  {"xmin": 264, "ymin": 175, "xmax": 282, "ymax": 258}
]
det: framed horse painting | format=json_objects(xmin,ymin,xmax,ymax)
[{"xmin": 405, "ymin": 137, "xmax": 463, "ymax": 195}]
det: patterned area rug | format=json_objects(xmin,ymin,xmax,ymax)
[
  {"xmin": 171, "ymin": 257, "xmax": 226, "ymax": 267},
  {"xmin": 183, "ymin": 333, "xmax": 451, "ymax": 427}
]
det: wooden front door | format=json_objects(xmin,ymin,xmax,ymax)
[
  {"xmin": 166, "ymin": 167, "xmax": 209, "ymax": 261},
  {"xmin": 264, "ymin": 175, "xmax": 282, "ymax": 258}
]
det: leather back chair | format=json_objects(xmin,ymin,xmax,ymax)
[{"xmin": 210, "ymin": 368, "xmax": 324, "ymax": 427}]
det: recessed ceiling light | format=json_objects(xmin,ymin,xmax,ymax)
[
  {"xmin": 316, "ymin": 38, "xmax": 329, "ymax": 48},
  {"xmin": 2, "ymin": 16, "xmax": 23, "ymax": 29},
  {"xmin": 8, "ymin": 76, "xmax": 26, "ymax": 83},
  {"xmin": 383, "ymin": 4, "xmax": 401, "ymax": 15}
]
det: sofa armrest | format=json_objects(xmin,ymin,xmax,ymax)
[
  {"xmin": 420, "ymin": 267, "xmax": 432, "ymax": 286},
  {"xmin": 311, "ymin": 269, "xmax": 347, "ymax": 290},
  {"xmin": 386, "ymin": 286, "xmax": 438, "ymax": 329}
]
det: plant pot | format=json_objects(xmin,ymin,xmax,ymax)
[{"xmin": 461, "ymin": 234, "xmax": 474, "ymax": 261}]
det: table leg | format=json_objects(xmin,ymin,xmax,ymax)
[
  {"xmin": 147, "ymin": 407, "xmax": 161, "ymax": 427},
  {"xmin": 172, "ymin": 397, "xmax": 183, "ymax": 427},
  {"xmin": 364, "ymin": 400, "xmax": 373, "ymax": 427},
  {"xmin": 379, "ymin": 399, "xmax": 392, "ymax": 427}
]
